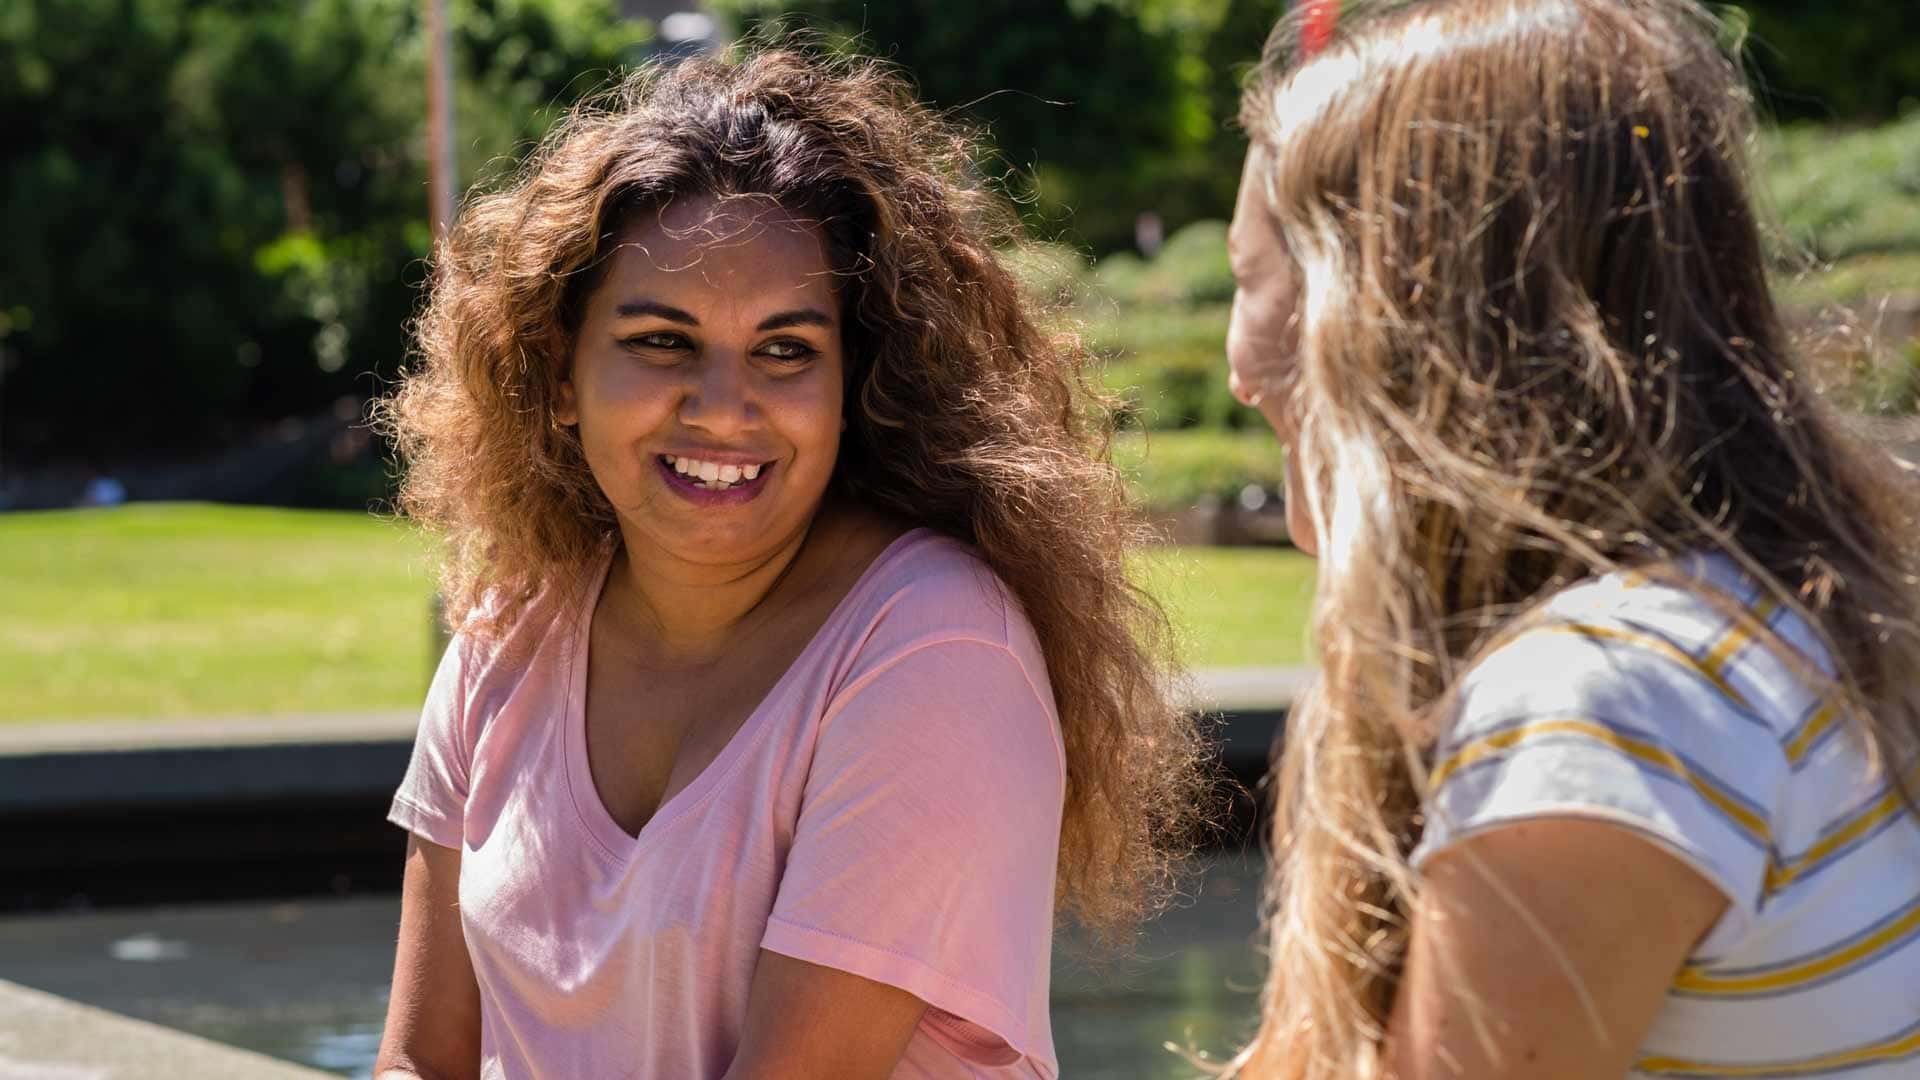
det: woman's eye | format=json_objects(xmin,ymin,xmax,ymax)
[
  {"xmin": 761, "ymin": 339, "xmax": 817, "ymax": 363},
  {"xmin": 623, "ymin": 332, "xmax": 687, "ymax": 352}
]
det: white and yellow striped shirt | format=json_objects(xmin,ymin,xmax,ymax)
[{"xmin": 1412, "ymin": 554, "xmax": 1920, "ymax": 1078}]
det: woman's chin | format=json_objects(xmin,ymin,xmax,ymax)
[{"xmin": 1286, "ymin": 519, "xmax": 1318, "ymax": 558}]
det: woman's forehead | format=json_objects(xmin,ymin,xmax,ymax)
[
  {"xmin": 594, "ymin": 195, "xmax": 838, "ymax": 311},
  {"xmin": 1229, "ymin": 148, "xmax": 1289, "ymax": 269},
  {"xmin": 617, "ymin": 195, "xmax": 828, "ymax": 267}
]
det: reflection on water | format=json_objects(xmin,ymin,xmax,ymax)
[
  {"xmin": 1053, "ymin": 854, "xmax": 1265, "ymax": 1077},
  {"xmin": 0, "ymin": 854, "xmax": 1262, "ymax": 1078},
  {"xmin": 0, "ymin": 893, "xmax": 399, "ymax": 1078}
]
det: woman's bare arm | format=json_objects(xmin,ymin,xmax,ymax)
[
  {"xmin": 1386, "ymin": 818, "xmax": 1728, "ymax": 1080},
  {"xmin": 721, "ymin": 950, "xmax": 929, "ymax": 1080},
  {"xmin": 374, "ymin": 835, "xmax": 482, "ymax": 1080}
]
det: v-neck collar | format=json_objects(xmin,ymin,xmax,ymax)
[{"xmin": 560, "ymin": 528, "xmax": 933, "ymax": 861}]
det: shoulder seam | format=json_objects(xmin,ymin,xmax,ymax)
[
  {"xmin": 828, "ymin": 634, "xmax": 1029, "ymax": 707},
  {"xmin": 1489, "ymin": 616, "xmax": 1786, "ymax": 739}
]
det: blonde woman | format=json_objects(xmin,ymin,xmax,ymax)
[
  {"xmin": 1223, "ymin": 1, "xmax": 1920, "ymax": 1077},
  {"xmin": 371, "ymin": 50, "xmax": 1207, "ymax": 1080}
]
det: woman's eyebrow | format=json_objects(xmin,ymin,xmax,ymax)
[
  {"xmin": 613, "ymin": 299, "xmax": 699, "ymax": 324},
  {"xmin": 756, "ymin": 308, "xmax": 835, "ymax": 332},
  {"xmin": 608, "ymin": 301, "xmax": 832, "ymax": 332}
]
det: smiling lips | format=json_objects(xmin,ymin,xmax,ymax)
[{"xmin": 661, "ymin": 454, "xmax": 769, "ymax": 492}]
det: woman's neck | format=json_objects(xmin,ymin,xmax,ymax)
[{"xmin": 604, "ymin": 512, "xmax": 827, "ymax": 669}]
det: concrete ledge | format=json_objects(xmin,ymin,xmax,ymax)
[
  {"xmin": 0, "ymin": 710, "xmax": 418, "ymax": 813},
  {"xmin": 0, "ymin": 668, "xmax": 1305, "ymax": 813},
  {"xmin": 0, "ymin": 739, "xmax": 416, "ymax": 814},
  {"xmin": 1188, "ymin": 666, "xmax": 1314, "ymax": 715},
  {"xmin": 0, "ymin": 978, "xmax": 331, "ymax": 1079},
  {"xmin": 0, "ymin": 668, "xmax": 1303, "ymax": 909},
  {"xmin": 0, "ymin": 709, "xmax": 418, "ymax": 755}
]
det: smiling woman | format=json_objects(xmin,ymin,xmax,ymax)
[
  {"xmin": 370, "ymin": 47, "xmax": 1212, "ymax": 1080},
  {"xmin": 559, "ymin": 200, "xmax": 848, "ymax": 564}
]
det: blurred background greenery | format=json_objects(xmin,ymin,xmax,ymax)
[
  {"xmin": 2, "ymin": 0, "xmax": 1917, "ymax": 718},
  {"xmin": 5, "ymin": 0, "xmax": 1916, "ymax": 494}
]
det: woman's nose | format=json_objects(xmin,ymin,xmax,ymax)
[
  {"xmin": 679, "ymin": 354, "xmax": 758, "ymax": 436},
  {"xmin": 1228, "ymin": 365, "xmax": 1263, "ymax": 408}
]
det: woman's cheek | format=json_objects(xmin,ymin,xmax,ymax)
[
  {"xmin": 1283, "ymin": 445, "xmax": 1318, "ymax": 557},
  {"xmin": 1227, "ymin": 300, "xmax": 1296, "ymax": 413},
  {"xmin": 767, "ymin": 370, "xmax": 843, "ymax": 469}
]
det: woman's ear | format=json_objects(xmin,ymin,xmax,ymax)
[{"xmin": 553, "ymin": 379, "xmax": 579, "ymax": 427}]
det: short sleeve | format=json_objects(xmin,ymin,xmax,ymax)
[
  {"xmin": 1411, "ymin": 621, "xmax": 1789, "ymax": 955},
  {"xmin": 387, "ymin": 634, "xmax": 471, "ymax": 850},
  {"xmin": 763, "ymin": 637, "xmax": 1065, "ymax": 1071}
]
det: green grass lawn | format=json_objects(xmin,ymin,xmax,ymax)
[
  {"xmin": 1141, "ymin": 543, "xmax": 1317, "ymax": 670},
  {"xmin": 1115, "ymin": 429, "xmax": 1290, "ymax": 509},
  {"xmin": 0, "ymin": 504, "xmax": 1316, "ymax": 723},
  {"xmin": 0, "ymin": 504, "xmax": 441, "ymax": 722}
]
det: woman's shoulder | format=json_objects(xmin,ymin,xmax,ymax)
[
  {"xmin": 443, "ymin": 552, "xmax": 607, "ymax": 694},
  {"xmin": 802, "ymin": 522, "xmax": 1052, "ymax": 707},
  {"xmin": 1537, "ymin": 554, "xmax": 1772, "ymax": 633},
  {"xmin": 812, "ymin": 526, "xmax": 1062, "ymax": 774},
  {"xmin": 1461, "ymin": 553, "xmax": 1823, "ymax": 742},
  {"xmin": 845, "ymin": 528, "xmax": 1022, "ymax": 643}
]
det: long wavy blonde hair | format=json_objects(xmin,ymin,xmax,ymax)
[
  {"xmin": 377, "ymin": 48, "xmax": 1214, "ymax": 942},
  {"xmin": 1228, "ymin": 1, "xmax": 1920, "ymax": 1075}
]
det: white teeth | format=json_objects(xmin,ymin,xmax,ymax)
[{"xmin": 668, "ymin": 455, "xmax": 766, "ymax": 489}]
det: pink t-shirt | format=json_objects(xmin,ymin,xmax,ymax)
[{"xmin": 388, "ymin": 529, "xmax": 1065, "ymax": 1079}]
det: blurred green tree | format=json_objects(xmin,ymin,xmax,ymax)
[
  {"xmin": 713, "ymin": 0, "xmax": 1269, "ymax": 253},
  {"xmin": 4, "ymin": 0, "xmax": 1909, "ymax": 466},
  {"xmin": 1737, "ymin": 1, "xmax": 1920, "ymax": 122},
  {"xmin": 0, "ymin": 0, "xmax": 648, "ymax": 462},
  {"xmin": 712, "ymin": 0, "xmax": 1917, "ymax": 256}
]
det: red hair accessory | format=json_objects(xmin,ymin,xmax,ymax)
[{"xmin": 1300, "ymin": 0, "xmax": 1340, "ymax": 59}]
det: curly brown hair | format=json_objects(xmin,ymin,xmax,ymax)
[{"xmin": 377, "ymin": 47, "xmax": 1214, "ymax": 941}]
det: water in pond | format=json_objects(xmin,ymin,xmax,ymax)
[{"xmin": 0, "ymin": 854, "xmax": 1263, "ymax": 1078}]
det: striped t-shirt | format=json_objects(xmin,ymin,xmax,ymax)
[{"xmin": 1412, "ymin": 554, "xmax": 1920, "ymax": 1078}]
